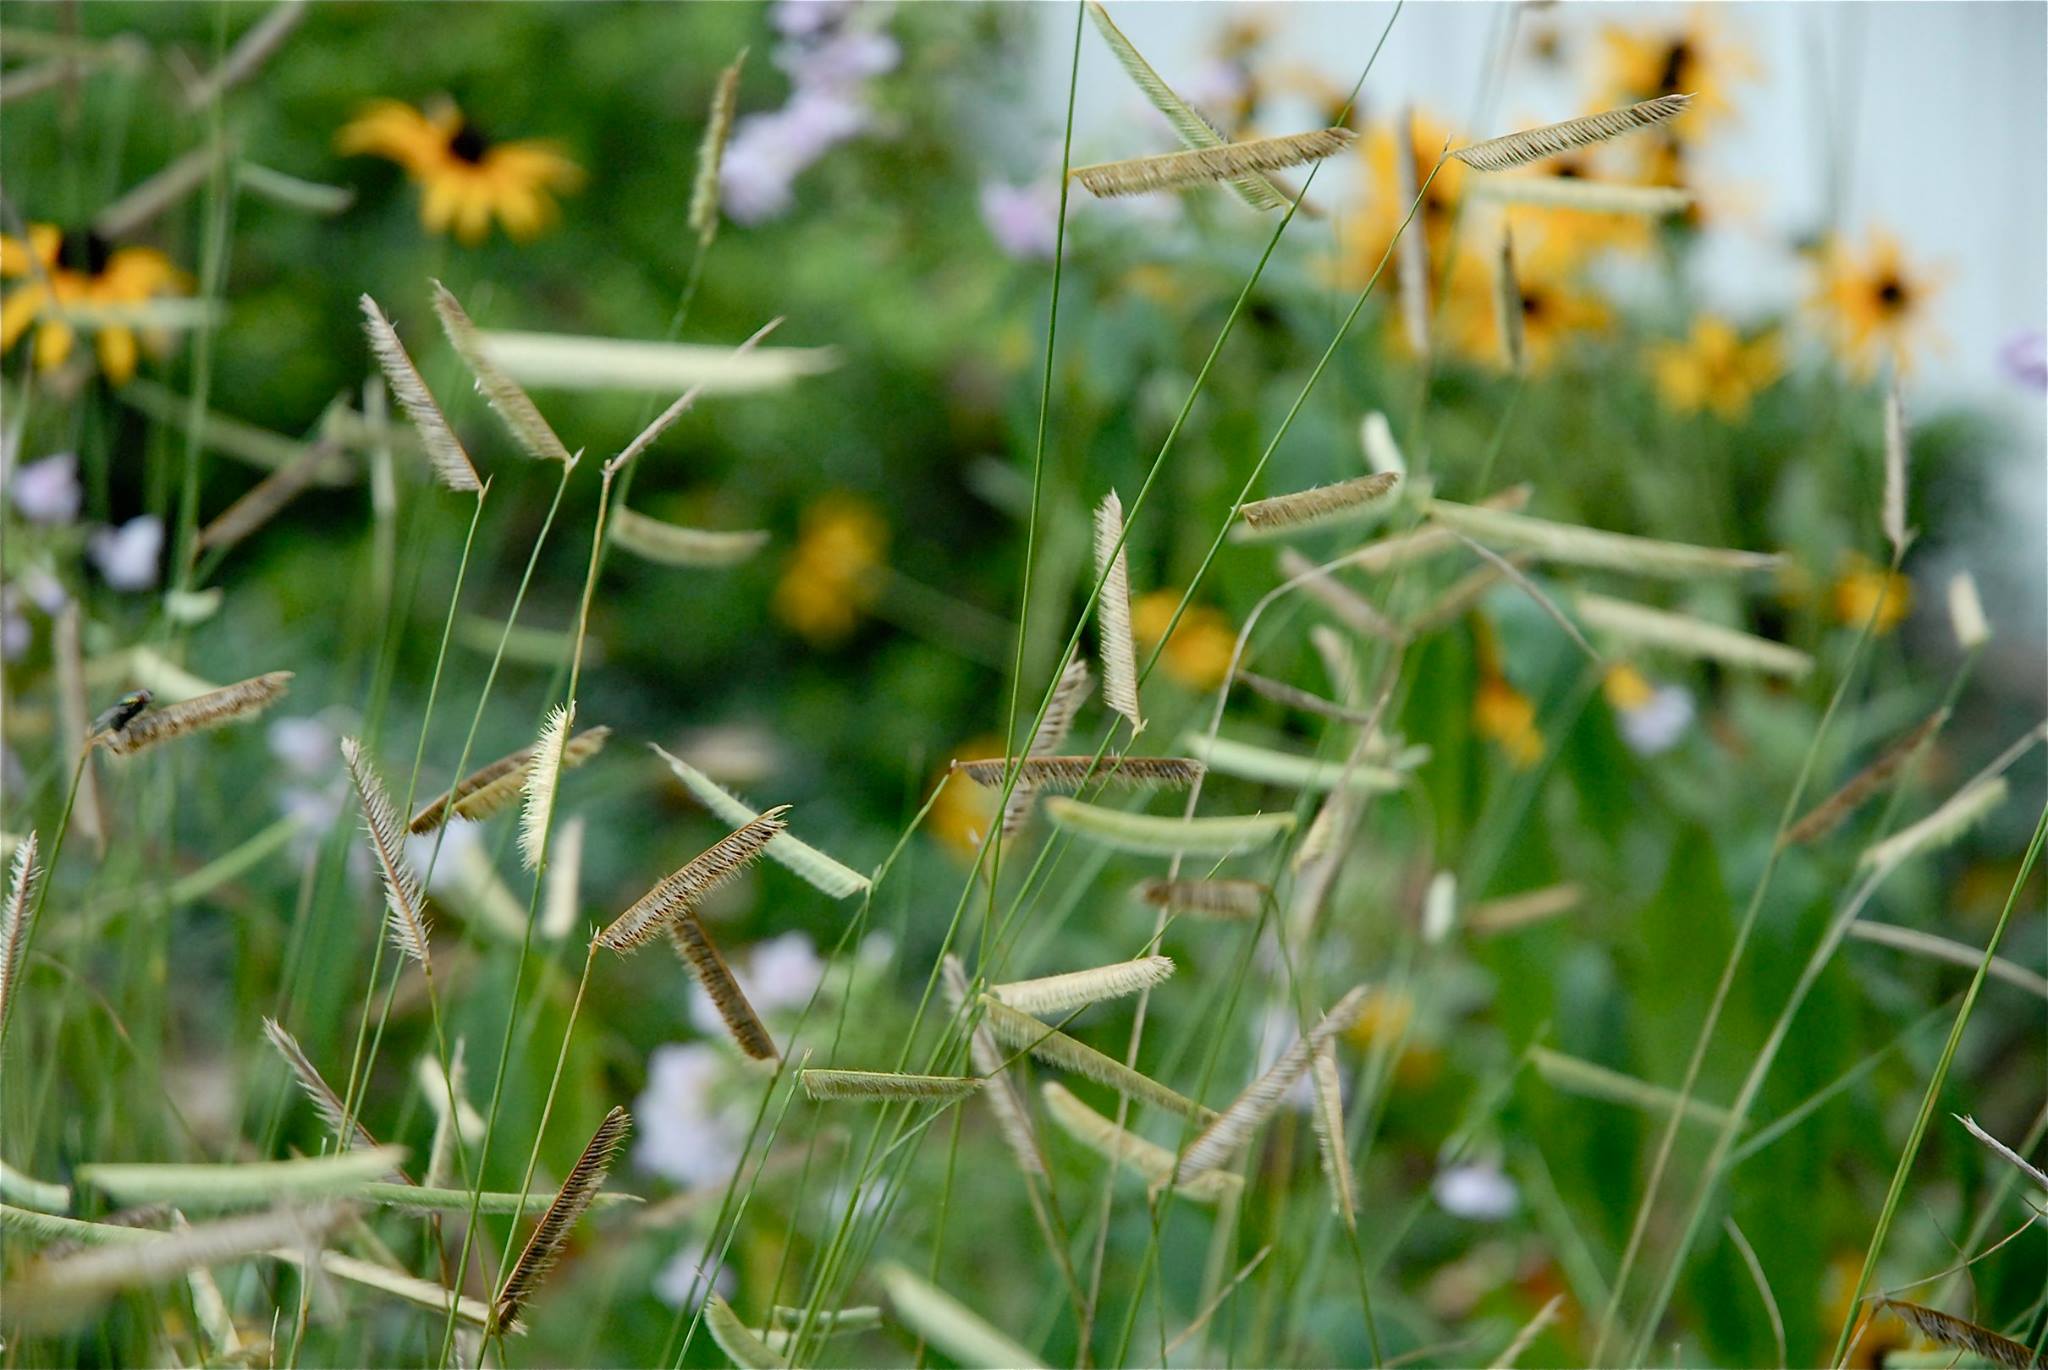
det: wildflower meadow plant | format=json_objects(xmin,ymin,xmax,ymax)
[{"xmin": 1, "ymin": 4, "xmax": 2042, "ymax": 1369}]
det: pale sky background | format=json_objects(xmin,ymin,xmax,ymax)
[{"xmin": 1026, "ymin": 0, "xmax": 2047, "ymax": 647}]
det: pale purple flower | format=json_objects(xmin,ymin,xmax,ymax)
[
  {"xmin": 635, "ymin": 1042, "xmax": 749, "ymax": 1190},
  {"xmin": 1, "ymin": 590, "xmax": 28, "ymax": 662},
  {"xmin": 771, "ymin": 0, "xmax": 856, "ymax": 38},
  {"xmin": 88, "ymin": 515, "xmax": 163, "ymax": 591},
  {"xmin": 689, "ymin": 931, "xmax": 826, "ymax": 1038},
  {"xmin": 980, "ymin": 180, "xmax": 1062, "ymax": 260},
  {"xmin": 1999, "ymin": 329, "xmax": 2047, "ymax": 390},
  {"xmin": 10, "ymin": 452, "xmax": 81, "ymax": 525},
  {"xmin": 1432, "ymin": 1160, "xmax": 1519, "ymax": 1221},
  {"xmin": 777, "ymin": 28, "xmax": 899, "ymax": 91},
  {"xmin": 1618, "ymin": 685, "xmax": 1695, "ymax": 757},
  {"xmin": 720, "ymin": 94, "xmax": 868, "ymax": 224},
  {"xmin": 22, "ymin": 569, "xmax": 66, "ymax": 615},
  {"xmin": 268, "ymin": 716, "xmax": 336, "ymax": 777}
]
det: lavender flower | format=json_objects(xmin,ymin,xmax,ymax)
[
  {"xmin": 634, "ymin": 1041, "xmax": 749, "ymax": 1190},
  {"xmin": 88, "ymin": 515, "xmax": 164, "ymax": 591},
  {"xmin": 980, "ymin": 180, "xmax": 1062, "ymax": 260},
  {"xmin": 2000, "ymin": 329, "xmax": 2047, "ymax": 390},
  {"xmin": 1432, "ymin": 1159, "xmax": 1520, "ymax": 1220},
  {"xmin": 1618, "ymin": 685, "xmax": 1696, "ymax": 757},
  {"xmin": 10, "ymin": 452, "xmax": 81, "ymax": 525}
]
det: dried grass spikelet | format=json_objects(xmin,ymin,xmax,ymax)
[
  {"xmin": 1083, "ymin": 1, "xmax": 1285, "ymax": 213},
  {"xmin": 1232, "ymin": 669, "xmax": 1377, "ymax": 725},
  {"xmin": 1860, "ymin": 776, "xmax": 2009, "ymax": 873},
  {"xmin": 197, "ymin": 438, "xmax": 348, "ymax": 552},
  {"xmin": 1238, "ymin": 471, "xmax": 1400, "ymax": 535},
  {"xmin": 1494, "ymin": 225, "xmax": 1526, "ymax": 373},
  {"xmin": 494, "ymin": 1105, "xmax": 630, "ymax": 1332},
  {"xmin": 1948, "ymin": 571, "xmax": 1991, "ymax": 651},
  {"xmin": 101, "ymin": 671, "xmax": 293, "ymax": 756},
  {"xmin": 1883, "ymin": 379, "xmax": 1912, "ymax": 558},
  {"xmin": 1277, "ymin": 547, "xmax": 1403, "ymax": 640},
  {"xmin": 1308, "ymin": 1042, "xmax": 1356, "ymax": 1232},
  {"xmin": 1451, "ymin": 93, "xmax": 1693, "ymax": 172},
  {"xmin": 340, "ymin": 737, "xmax": 432, "ymax": 968},
  {"xmin": 1182, "ymin": 733, "xmax": 1407, "ymax": 795},
  {"xmin": 1782, "ymin": 710, "xmax": 1947, "ymax": 848},
  {"xmin": 1346, "ymin": 482, "xmax": 1532, "ymax": 575},
  {"xmin": 1426, "ymin": 499, "xmax": 1781, "ymax": 578},
  {"xmin": 1467, "ymin": 882, "xmax": 1582, "ymax": 936},
  {"xmin": 1849, "ymin": 921, "xmax": 2048, "ymax": 1000},
  {"xmin": 594, "ymin": 806, "xmax": 790, "ymax": 953},
  {"xmin": 1310, "ymin": 624, "xmax": 1364, "ymax": 706},
  {"xmin": 705, "ymin": 1292, "xmax": 789, "ymax": 1369},
  {"xmin": 1407, "ymin": 557, "xmax": 1524, "ymax": 635},
  {"xmin": 1392, "ymin": 107, "xmax": 1431, "ymax": 357},
  {"xmin": 409, "ymin": 725, "xmax": 611, "ymax": 834},
  {"xmin": 976, "ymin": 994, "xmax": 1213, "ymax": 1122},
  {"xmin": 878, "ymin": 1261, "xmax": 1047, "ymax": 1370},
  {"xmin": 1040, "ymin": 1082, "xmax": 1240, "ymax": 1205},
  {"xmin": 1878, "ymin": 1300, "xmax": 2043, "ymax": 1370},
  {"xmin": 541, "ymin": 816, "xmax": 585, "ymax": 940},
  {"xmin": 799, "ymin": 1069, "xmax": 982, "ymax": 1102},
  {"xmin": 668, "ymin": 919, "xmax": 778, "ymax": 1060},
  {"xmin": 608, "ymin": 317, "xmax": 782, "ymax": 476},
  {"xmin": 1528, "ymin": 1045, "xmax": 1739, "ymax": 1129},
  {"xmin": 1492, "ymin": 1293, "xmax": 1566, "ymax": 1370},
  {"xmin": 689, "ymin": 48, "xmax": 747, "ymax": 247},
  {"xmin": 941, "ymin": 955, "xmax": 1045, "ymax": 1179},
  {"xmin": 1002, "ymin": 653, "xmax": 1094, "ymax": 838},
  {"xmin": 1468, "ymin": 176, "xmax": 1693, "ymax": 215},
  {"xmin": 360, "ymin": 294, "xmax": 480, "ymax": 493},
  {"xmin": 1174, "ymin": 985, "xmax": 1366, "ymax": 1182},
  {"xmin": 1074, "ymin": 128, "xmax": 1355, "ymax": 199},
  {"xmin": 431, "ymin": 281, "xmax": 575, "ymax": 466},
  {"xmin": 519, "ymin": 703, "xmax": 573, "ymax": 871},
  {"xmin": 1133, "ymin": 876, "xmax": 1267, "ymax": 921},
  {"xmin": 1093, "ymin": 489, "xmax": 1144, "ymax": 733},
  {"xmin": 610, "ymin": 506, "xmax": 769, "ymax": 568},
  {"xmin": 652, "ymin": 745, "xmax": 870, "ymax": 897},
  {"xmin": 262, "ymin": 1016, "xmax": 378, "ymax": 1154},
  {"xmin": 1042, "ymin": 797, "xmax": 1296, "ymax": 856},
  {"xmin": 952, "ymin": 755, "xmax": 1202, "ymax": 792},
  {"xmin": 991, "ymin": 956, "xmax": 1175, "ymax": 1017},
  {"xmin": 0, "ymin": 832, "xmax": 40, "ymax": 1032},
  {"xmin": 1955, "ymin": 1114, "xmax": 2048, "ymax": 1196},
  {"xmin": 1575, "ymin": 591, "xmax": 1812, "ymax": 678}
]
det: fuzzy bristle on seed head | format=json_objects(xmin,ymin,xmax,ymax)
[
  {"xmin": 493, "ymin": 1106, "xmax": 630, "ymax": 1331},
  {"xmin": 0, "ymin": 832, "xmax": 40, "ymax": 1034},
  {"xmin": 1878, "ymin": 1300, "xmax": 2043, "ymax": 1370},
  {"xmin": 1947, "ymin": 571, "xmax": 1991, "ymax": 651},
  {"xmin": 953, "ymin": 755, "xmax": 1203, "ymax": 792},
  {"xmin": 1073, "ymin": 127, "xmax": 1355, "ymax": 199},
  {"xmin": 1001, "ymin": 654, "xmax": 1094, "ymax": 838},
  {"xmin": 1040, "ymin": 1082, "xmax": 1241, "ymax": 1205},
  {"xmin": 1174, "ymin": 985, "xmax": 1366, "ymax": 1181},
  {"xmin": 667, "ymin": 918, "xmax": 778, "ymax": 1060},
  {"xmin": 431, "ymin": 281, "xmax": 575, "ymax": 466},
  {"xmin": 610, "ymin": 507, "xmax": 769, "ymax": 568},
  {"xmin": 941, "ymin": 955, "xmax": 1045, "ymax": 1179},
  {"xmin": 976, "ymin": 994, "xmax": 1212, "ymax": 1122},
  {"xmin": 990, "ymin": 956, "xmax": 1175, "ymax": 1017},
  {"xmin": 1451, "ymin": 93, "xmax": 1693, "ymax": 172},
  {"xmin": 1133, "ymin": 877, "xmax": 1268, "ymax": 920},
  {"xmin": 360, "ymin": 294, "xmax": 480, "ymax": 493},
  {"xmin": 594, "ymin": 806, "xmax": 790, "ymax": 953},
  {"xmin": 1308, "ymin": 1042, "xmax": 1356, "ymax": 1232},
  {"xmin": 101, "ymin": 672, "xmax": 294, "ymax": 756},
  {"xmin": 799, "ymin": 1069, "xmax": 982, "ymax": 1102},
  {"xmin": 1782, "ymin": 710, "xmax": 1947, "ymax": 848},
  {"xmin": 341, "ymin": 737, "xmax": 432, "ymax": 969},
  {"xmin": 519, "ymin": 703, "xmax": 573, "ymax": 872},
  {"xmin": 409, "ymin": 726, "xmax": 610, "ymax": 834},
  {"xmin": 689, "ymin": 48, "xmax": 747, "ymax": 247},
  {"xmin": 262, "ymin": 1016, "xmax": 379, "ymax": 1156},
  {"xmin": 1238, "ymin": 471, "xmax": 1400, "ymax": 533},
  {"xmin": 1093, "ymin": 490, "xmax": 1143, "ymax": 733}
]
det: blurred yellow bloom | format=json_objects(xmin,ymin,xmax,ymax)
[
  {"xmin": 1601, "ymin": 662, "xmax": 1657, "ymax": 712},
  {"xmin": 1338, "ymin": 109, "xmax": 1467, "ymax": 298},
  {"xmin": 1342, "ymin": 985, "xmax": 1413, "ymax": 1050},
  {"xmin": 1500, "ymin": 144, "xmax": 1656, "ymax": 257},
  {"xmin": 1822, "ymin": 1251, "xmax": 1920, "ymax": 1368},
  {"xmin": 928, "ymin": 735, "xmax": 1003, "ymax": 862},
  {"xmin": 1443, "ymin": 233, "xmax": 1611, "ymax": 373},
  {"xmin": 337, "ymin": 98, "xmax": 583, "ymax": 244},
  {"xmin": 1599, "ymin": 9, "xmax": 1757, "ymax": 135},
  {"xmin": 1813, "ymin": 230, "xmax": 1946, "ymax": 378},
  {"xmin": 1830, "ymin": 554, "xmax": 1911, "ymax": 635},
  {"xmin": 1475, "ymin": 675, "xmax": 1545, "ymax": 769},
  {"xmin": 1, "ymin": 224, "xmax": 187, "ymax": 384},
  {"xmin": 1651, "ymin": 316, "xmax": 1783, "ymax": 420},
  {"xmin": 774, "ymin": 495, "xmax": 888, "ymax": 647},
  {"xmin": 1131, "ymin": 589, "xmax": 1236, "ymax": 691}
]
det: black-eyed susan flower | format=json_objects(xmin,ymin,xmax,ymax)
[
  {"xmin": 1813, "ymin": 230, "xmax": 1946, "ymax": 378},
  {"xmin": 1444, "ymin": 231, "xmax": 1611, "ymax": 373},
  {"xmin": 1338, "ymin": 109, "xmax": 1466, "ymax": 293},
  {"xmin": 336, "ymin": 98, "xmax": 582, "ymax": 244},
  {"xmin": 1, "ymin": 224, "xmax": 187, "ymax": 384},
  {"xmin": 1651, "ymin": 316, "xmax": 1783, "ymax": 420},
  {"xmin": 1131, "ymin": 588, "xmax": 1236, "ymax": 691},
  {"xmin": 1598, "ymin": 8, "xmax": 1757, "ymax": 136},
  {"xmin": 1830, "ymin": 552, "xmax": 1912, "ymax": 635},
  {"xmin": 773, "ymin": 494, "xmax": 887, "ymax": 647}
]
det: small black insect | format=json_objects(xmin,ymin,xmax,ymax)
[{"xmin": 90, "ymin": 689, "xmax": 153, "ymax": 738}]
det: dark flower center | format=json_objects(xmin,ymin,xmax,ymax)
[
  {"xmin": 448, "ymin": 122, "xmax": 491, "ymax": 164},
  {"xmin": 1659, "ymin": 40, "xmax": 1694, "ymax": 94},
  {"xmin": 1875, "ymin": 275, "xmax": 1909, "ymax": 310},
  {"xmin": 1521, "ymin": 291, "xmax": 1548, "ymax": 321},
  {"xmin": 59, "ymin": 229, "xmax": 112, "ymax": 276}
]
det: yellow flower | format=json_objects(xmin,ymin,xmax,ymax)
[
  {"xmin": 1830, "ymin": 553, "xmax": 1911, "ymax": 635},
  {"xmin": 1, "ymin": 223, "xmax": 188, "ymax": 385},
  {"xmin": 1821, "ymin": 1251, "xmax": 1921, "ymax": 1368},
  {"xmin": 1342, "ymin": 985, "xmax": 1413, "ymax": 1051},
  {"xmin": 1475, "ymin": 675, "xmax": 1545, "ymax": 768},
  {"xmin": 1131, "ymin": 589, "xmax": 1236, "ymax": 691},
  {"xmin": 1442, "ymin": 231, "xmax": 1611, "ymax": 373},
  {"xmin": 1499, "ymin": 143, "xmax": 1656, "ymax": 257},
  {"xmin": 1601, "ymin": 662, "xmax": 1657, "ymax": 712},
  {"xmin": 337, "ymin": 98, "xmax": 583, "ymax": 244},
  {"xmin": 1813, "ymin": 230, "xmax": 1946, "ymax": 378},
  {"xmin": 1651, "ymin": 316, "xmax": 1783, "ymax": 420},
  {"xmin": 773, "ymin": 495, "xmax": 888, "ymax": 647},
  {"xmin": 927, "ymin": 735, "xmax": 1003, "ymax": 863},
  {"xmin": 1598, "ymin": 8, "xmax": 1758, "ymax": 136},
  {"xmin": 1337, "ymin": 110, "xmax": 1466, "ymax": 298}
]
